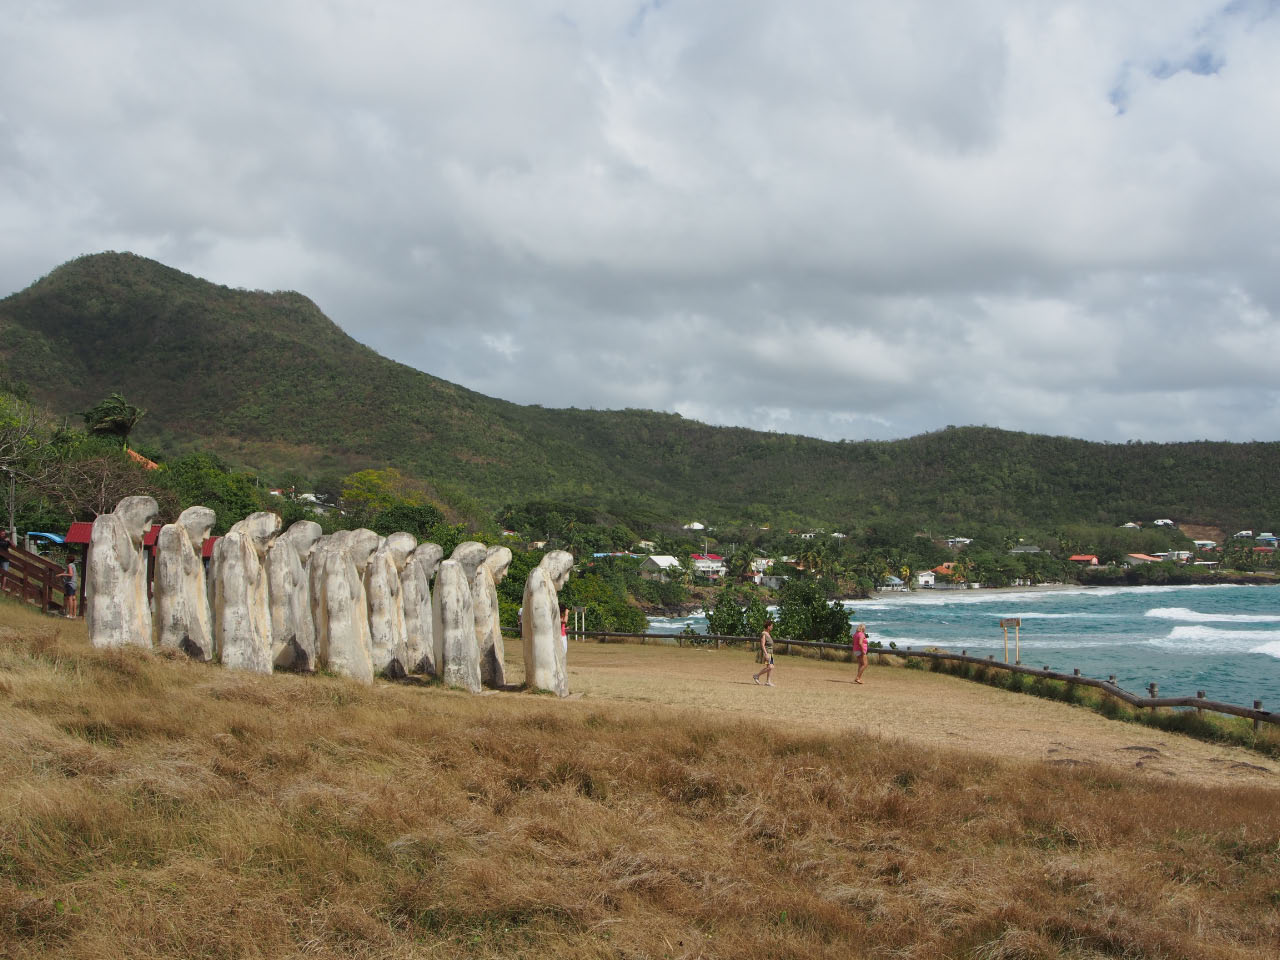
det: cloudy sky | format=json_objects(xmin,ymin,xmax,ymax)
[{"xmin": 3, "ymin": 1, "xmax": 1279, "ymax": 443}]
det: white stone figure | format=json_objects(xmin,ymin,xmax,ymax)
[
  {"xmin": 86, "ymin": 495, "xmax": 160, "ymax": 649},
  {"xmin": 402, "ymin": 542, "xmax": 442, "ymax": 675},
  {"xmin": 521, "ymin": 550, "xmax": 574, "ymax": 697},
  {"xmin": 472, "ymin": 546, "xmax": 512, "ymax": 688},
  {"xmin": 267, "ymin": 520, "xmax": 323, "ymax": 671},
  {"xmin": 210, "ymin": 511, "xmax": 282, "ymax": 673},
  {"xmin": 153, "ymin": 505, "xmax": 216, "ymax": 658},
  {"xmin": 366, "ymin": 532, "xmax": 414, "ymax": 677},
  {"xmin": 450, "ymin": 540, "xmax": 488, "ymax": 577},
  {"xmin": 310, "ymin": 529, "xmax": 379, "ymax": 684},
  {"xmin": 432, "ymin": 558, "xmax": 481, "ymax": 693}
]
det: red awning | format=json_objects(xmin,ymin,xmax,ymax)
[
  {"xmin": 202, "ymin": 535, "xmax": 220, "ymax": 558},
  {"xmin": 65, "ymin": 521, "xmax": 94, "ymax": 544}
]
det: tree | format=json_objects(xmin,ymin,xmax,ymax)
[
  {"xmin": 706, "ymin": 584, "xmax": 747, "ymax": 637},
  {"xmin": 775, "ymin": 578, "xmax": 850, "ymax": 643},
  {"xmin": 83, "ymin": 393, "xmax": 145, "ymax": 449}
]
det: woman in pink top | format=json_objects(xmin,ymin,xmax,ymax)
[{"xmin": 851, "ymin": 622, "xmax": 869, "ymax": 684}]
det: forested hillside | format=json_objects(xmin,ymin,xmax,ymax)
[{"xmin": 3, "ymin": 252, "xmax": 1277, "ymax": 531}]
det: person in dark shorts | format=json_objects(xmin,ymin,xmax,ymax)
[
  {"xmin": 60, "ymin": 558, "xmax": 78, "ymax": 618},
  {"xmin": 752, "ymin": 619, "xmax": 776, "ymax": 686}
]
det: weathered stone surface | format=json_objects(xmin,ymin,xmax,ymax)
[
  {"xmin": 309, "ymin": 530, "xmax": 377, "ymax": 684},
  {"xmin": 267, "ymin": 520, "xmax": 322, "ymax": 671},
  {"xmin": 402, "ymin": 542, "xmax": 442, "ymax": 675},
  {"xmin": 211, "ymin": 512, "xmax": 282, "ymax": 673},
  {"xmin": 521, "ymin": 550, "xmax": 573, "ymax": 697},
  {"xmin": 449, "ymin": 541, "xmax": 489, "ymax": 580},
  {"xmin": 472, "ymin": 546, "xmax": 512, "ymax": 688},
  {"xmin": 432, "ymin": 558, "xmax": 480, "ymax": 693},
  {"xmin": 87, "ymin": 495, "xmax": 160, "ymax": 649},
  {"xmin": 366, "ymin": 532, "xmax": 414, "ymax": 678},
  {"xmin": 153, "ymin": 505, "xmax": 216, "ymax": 659}
]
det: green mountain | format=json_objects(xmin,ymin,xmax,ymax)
[{"xmin": 2, "ymin": 252, "xmax": 1277, "ymax": 532}]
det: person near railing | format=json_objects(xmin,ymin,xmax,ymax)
[
  {"xmin": 852, "ymin": 622, "xmax": 870, "ymax": 684},
  {"xmin": 0, "ymin": 528, "xmax": 10, "ymax": 590},
  {"xmin": 752, "ymin": 619, "xmax": 777, "ymax": 686},
  {"xmin": 59, "ymin": 558, "xmax": 79, "ymax": 618}
]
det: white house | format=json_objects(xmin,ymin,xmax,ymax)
[
  {"xmin": 682, "ymin": 521, "xmax": 706, "ymax": 531},
  {"xmin": 750, "ymin": 557, "xmax": 772, "ymax": 575},
  {"xmin": 945, "ymin": 537, "xmax": 973, "ymax": 549},
  {"xmin": 915, "ymin": 570, "xmax": 936, "ymax": 588},
  {"xmin": 635, "ymin": 539, "xmax": 656, "ymax": 551},
  {"xmin": 638, "ymin": 555, "xmax": 682, "ymax": 581},
  {"xmin": 1153, "ymin": 519, "xmax": 1175, "ymax": 527},
  {"xmin": 690, "ymin": 553, "xmax": 728, "ymax": 578},
  {"xmin": 1192, "ymin": 540, "xmax": 1217, "ymax": 550}
]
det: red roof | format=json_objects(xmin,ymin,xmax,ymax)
[
  {"xmin": 65, "ymin": 521, "xmax": 93, "ymax": 544},
  {"xmin": 691, "ymin": 553, "xmax": 724, "ymax": 561},
  {"xmin": 1069, "ymin": 554, "xmax": 1099, "ymax": 563},
  {"xmin": 66, "ymin": 520, "xmax": 218, "ymax": 557}
]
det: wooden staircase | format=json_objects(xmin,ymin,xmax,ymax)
[{"xmin": 1, "ymin": 544, "xmax": 68, "ymax": 615}]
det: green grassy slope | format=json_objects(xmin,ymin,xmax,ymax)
[{"xmin": 3, "ymin": 252, "xmax": 1277, "ymax": 529}]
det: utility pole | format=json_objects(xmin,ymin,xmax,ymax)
[{"xmin": 4, "ymin": 468, "xmax": 14, "ymax": 542}]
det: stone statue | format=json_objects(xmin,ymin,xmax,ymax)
[
  {"xmin": 366, "ymin": 532, "xmax": 414, "ymax": 678},
  {"xmin": 210, "ymin": 511, "xmax": 282, "ymax": 673},
  {"xmin": 521, "ymin": 550, "xmax": 573, "ymax": 697},
  {"xmin": 402, "ymin": 542, "xmax": 442, "ymax": 675},
  {"xmin": 153, "ymin": 505, "xmax": 216, "ymax": 659},
  {"xmin": 432, "ymin": 557, "xmax": 481, "ymax": 693},
  {"xmin": 310, "ymin": 529, "xmax": 379, "ymax": 684},
  {"xmin": 472, "ymin": 545, "xmax": 512, "ymax": 688},
  {"xmin": 86, "ymin": 495, "xmax": 160, "ymax": 649},
  {"xmin": 266, "ymin": 519, "xmax": 322, "ymax": 671}
]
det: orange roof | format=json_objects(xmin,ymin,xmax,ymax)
[{"xmin": 127, "ymin": 448, "xmax": 159, "ymax": 470}]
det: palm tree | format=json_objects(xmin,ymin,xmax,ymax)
[{"xmin": 83, "ymin": 393, "xmax": 145, "ymax": 449}]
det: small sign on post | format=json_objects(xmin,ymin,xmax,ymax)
[{"xmin": 999, "ymin": 618, "xmax": 1021, "ymax": 664}]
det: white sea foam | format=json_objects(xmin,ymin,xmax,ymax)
[
  {"xmin": 1145, "ymin": 607, "xmax": 1280, "ymax": 624},
  {"xmin": 1252, "ymin": 641, "xmax": 1280, "ymax": 659},
  {"xmin": 1146, "ymin": 625, "xmax": 1280, "ymax": 653}
]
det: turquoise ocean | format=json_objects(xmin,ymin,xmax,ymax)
[{"xmin": 648, "ymin": 584, "xmax": 1280, "ymax": 709}]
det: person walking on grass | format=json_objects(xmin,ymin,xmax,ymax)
[
  {"xmin": 851, "ymin": 622, "xmax": 869, "ymax": 683},
  {"xmin": 60, "ymin": 558, "xmax": 78, "ymax": 618},
  {"xmin": 752, "ymin": 619, "xmax": 776, "ymax": 686}
]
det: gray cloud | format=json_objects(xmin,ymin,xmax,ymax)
[{"xmin": 2, "ymin": 0, "xmax": 1278, "ymax": 443}]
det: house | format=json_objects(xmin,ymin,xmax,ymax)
[
  {"xmin": 761, "ymin": 575, "xmax": 788, "ymax": 590},
  {"xmin": 750, "ymin": 557, "xmax": 771, "ymax": 575},
  {"xmin": 1009, "ymin": 544, "xmax": 1042, "ymax": 554},
  {"xmin": 635, "ymin": 539, "xmax": 656, "ymax": 551},
  {"xmin": 501, "ymin": 529, "xmax": 519, "ymax": 538},
  {"xmin": 638, "ymin": 555, "xmax": 682, "ymax": 581},
  {"xmin": 1124, "ymin": 554, "xmax": 1162, "ymax": 566},
  {"xmin": 1192, "ymin": 540, "xmax": 1217, "ymax": 550},
  {"xmin": 682, "ymin": 522, "xmax": 706, "ymax": 531},
  {"xmin": 1119, "ymin": 522, "xmax": 1141, "ymax": 529},
  {"xmin": 881, "ymin": 575, "xmax": 906, "ymax": 591},
  {"xmin": 945, "ymin": 537, "xmax": 973, "ymax": 549},
  {"xmin": 1068, "ymin": 554, "xmax": 1099, "ymax": 566},
  {"xmin": 690, "ymin": 553, "xmax": 727, "ymax": 579},
  {"xmin": 831, "ymin": 532, "xmax": 847, "ymax": 539},
  {"xmin": 1233, "ymin": 530, "xmax": 1254, "ymax": 539},
  {"xmin": 915, "ymin": 571, "xmax": 936, "ymax": 588},
  {"xmin": 1153, "ymin": 519, "xmax": 1175, "ymax": 527},
  {"xmin": 1257, "ymin": 533, "xmax": 1279, "ymax": 548},
  {"xmin": 799, "ymin": 532, "xmax": 819, "ymax": 540}
]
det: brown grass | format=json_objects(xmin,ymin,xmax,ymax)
[{"xmin": 2, "ymin": 598, "xmax": 1279, "ymax": 959}]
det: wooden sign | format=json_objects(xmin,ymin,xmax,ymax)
[{"xmin": 999, "ymin": 618, "xmax": 1021, "ymax": 627}]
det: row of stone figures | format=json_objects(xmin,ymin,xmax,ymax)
[{"xmin": 84, "ymin": 495, "xmax": 574, "ymax": 696}]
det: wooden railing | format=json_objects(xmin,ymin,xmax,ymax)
[
  {"xmin": 0, "ymin": 545, "xmax": 66, "ymax": 615},
  {"xmin": 571, "ymin": 630, "xmax": 1278, "ymax": 729}
]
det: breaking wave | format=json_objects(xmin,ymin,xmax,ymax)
[{"xmin": 1145, "ymin": 607, "xmax": 1280, "ymax": 624}]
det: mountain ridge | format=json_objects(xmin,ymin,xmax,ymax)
[{"xmin": 2, "ymin": 252, "xmax": 1277, "ymax": 531}]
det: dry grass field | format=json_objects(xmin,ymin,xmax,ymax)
[{"xmin": 2, "ymin": 600, "xmax": 1279, "ymax": 959}]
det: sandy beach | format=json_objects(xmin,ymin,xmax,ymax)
[{"xmin": 553, "ymin": 640, "xmax": 1280, "ymax": 789}]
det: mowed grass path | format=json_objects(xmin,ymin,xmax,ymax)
[
  {"xmin": 561, "ymin": 641, "xmax": 1280, "ymax": 788},
  {"xmin": 2, "ymin": 601, "xmax": 1279, "ymax": 959}
]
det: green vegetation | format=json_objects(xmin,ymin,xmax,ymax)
[{"xmin": 3, "ymin": 253, "xmax": 1279, "ymax": 534}]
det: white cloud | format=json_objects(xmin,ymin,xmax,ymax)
[{"xmin": 2, "ymin": 0, "xmax": 1278, "ymax": 443}]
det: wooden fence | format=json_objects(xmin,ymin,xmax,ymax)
[
  {"xmin": 0, "ymin": 544, "xmax": 67, "ymax": 615},
  {"xmin": 571, "ymin": 629, "xmax": 1278, "ymax": 730}
]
